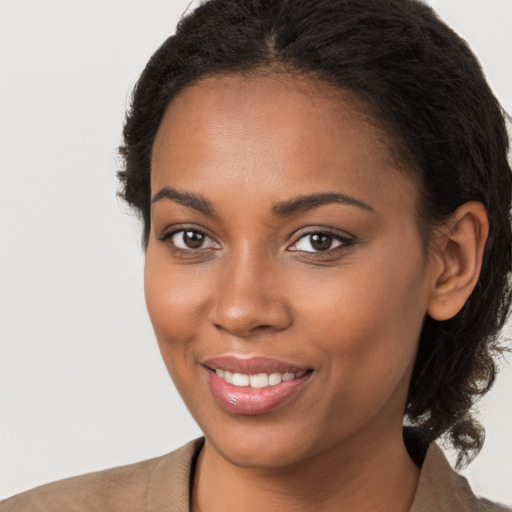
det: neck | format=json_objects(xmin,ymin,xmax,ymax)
[{"xmin": 191, "ymin": 427, "xmax": 420, "ymax": 512}]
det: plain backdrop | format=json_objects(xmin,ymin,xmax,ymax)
[{"xmin": 1, "ymin": 0, "xmax": 511, "ymax": 504}]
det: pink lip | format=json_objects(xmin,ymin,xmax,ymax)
[
  {"xmin": 202, "ymin": 355, "xmax": 309, "ymax": 374},
  {"xmin": 202, "ymin": 356, "xmax": 312, "ymax": 416}
]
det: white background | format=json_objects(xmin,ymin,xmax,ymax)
[{"xmin": 1, "ymin": 0, "xmax": 511, "ymax": 504}]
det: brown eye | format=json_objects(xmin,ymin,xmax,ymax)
[
  {"xmin": 291, "ymin": 233, "xmax": 340, "ymax": 252},
  {"xmin": 168, "ymin": 229, "xmax": 218, "ymax": 250},
  {"xmin": 288, "ymin": 230, "xmax": 354, "ymax": 254},
  {"xmin": 183, "ymin": 230, "xmax": 205, "ymax": 248},
  {"xmin": 309, "ymin": 234, "xmax": 333, "ymax": 251}
]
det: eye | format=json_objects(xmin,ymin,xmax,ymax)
[
  {"xmin": 288, "ymin": 231, "xmax": 353, "ymax": 253},
  {"xmin": 160, "ymin": 228, "xmax": 219, "ymax": 251}
]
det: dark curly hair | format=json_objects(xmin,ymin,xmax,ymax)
[{"xmin": 118, "ymin": 0, "xmax": 512, "ymax": 467}]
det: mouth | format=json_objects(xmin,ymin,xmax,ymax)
[
  {"xmin": 202, "ymin": 356, "xmax": 313, "ymax": 415},
  {"xmin": 211, "ymin": 368, "xmax": 308, "ymax": 388}
]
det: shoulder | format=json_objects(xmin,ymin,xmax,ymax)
[
  {"xmin": 410, "ymin": 442, "xmax": 511, "ymax": 512},
  {"xmin": 0, "ymin": 438, "xmax": 204, "ymax": 512}
]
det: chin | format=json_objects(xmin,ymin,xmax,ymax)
[
  {"xmin": 213, "ymin": 438, "xmax": 307, "ymax": 469},
  {"xmin": 202, "ymin": 419, "xmax": 326, "ymax": 469}
]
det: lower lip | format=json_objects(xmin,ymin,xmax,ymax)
[{"xmin": 206, "ymin": 369, "xmax": 312, "ymax": 415}]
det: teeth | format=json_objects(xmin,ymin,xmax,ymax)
[
  {"xmin": 249, "ymin": 373, "xmax": 269, "ymax": 388},
  {"xmin": 215, "ymin": 369, "xmax": 305, "ymax": 388},
  {"xmin": 269, "ymin": 373, "xmax": 282, "ymax": 385},
  {"xmin": 232, "ymin": 373, "xmax": 250, "ymax": 386}
]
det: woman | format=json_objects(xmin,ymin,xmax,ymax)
[{"xmin": 1, "ymin": 0, "xmax": 511, "ymax": 510}]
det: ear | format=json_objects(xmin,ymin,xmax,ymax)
[{"xmin": 427, "ymin": 202, "xmax": 489, "ymax": 321}]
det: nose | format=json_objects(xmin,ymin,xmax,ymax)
[{"xmin": 208, "ymin": 248, "xmax": 293, "ymax": 338}]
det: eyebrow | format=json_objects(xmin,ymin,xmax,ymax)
[
  {"xmin": 151, "ymin": 187, "xmax": 216, "ymax": 216},
  {"xmin": 271, "ymin": 192, "xmax": 375, "ymax": 217},
  {"xmin": 151, "ymin": 187, "xmax": 374, "ymax": 218}
]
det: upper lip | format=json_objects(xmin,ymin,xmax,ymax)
[{"xmin": 202, "ymin": 355, "xmax": 311, "ymax": 375}]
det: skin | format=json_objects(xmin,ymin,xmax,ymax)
[{"xmin": 144, "ymin": 74, "xmax": 487, "ymax": 512}]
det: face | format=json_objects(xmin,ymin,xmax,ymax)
[{"xmin": 145, "ymin": 75, "xmax": 437, "ymax": 469}]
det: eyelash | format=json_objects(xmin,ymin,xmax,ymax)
[
  {"xmin": 157, "ymin": 227, "xmax": 355, "ymax": 256},
  {"xmin": 157, "ymin": 227, "xmax": 219, "ymax": 256},
  {"xmin": 288, "ymin": 229, "xmax": 354, "ymax": 255}
]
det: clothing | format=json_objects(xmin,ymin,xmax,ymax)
[{"xmin": 1, "ymin": 437, "xmax": 509, "ymax": 512}]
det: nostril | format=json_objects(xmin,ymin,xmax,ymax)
[
  {"xmin": 212, "ymin": 320, "xmax": 280, "ymax": 338},
  {"xmin": 254, "ymin": 324, "xmax": 273, "ymax": 330}
]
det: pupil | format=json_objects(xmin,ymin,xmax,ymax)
[
  {"xmin": 311, "ymin": 234, "xmax": 332, "ymax": 251},
  {"xmin": 184, "ymin": 231, "xmax": 204, "ymax": 248}
]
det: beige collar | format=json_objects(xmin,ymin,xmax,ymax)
[{"xmin": 147, "ymin": 437, "xmax": 507, "ymax": 512}]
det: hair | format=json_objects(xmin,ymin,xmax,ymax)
[{"xmin": 118, "ymin": 0, "xmax": 512, "ymax": 467}]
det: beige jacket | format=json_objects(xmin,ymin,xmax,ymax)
[{"xmin": 1, "ymin": 438, "xmax": 509, "ymax": 511}]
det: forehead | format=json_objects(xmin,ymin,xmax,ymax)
[
  {"xmin": 151, "ymin": 73, "xmax": 419, "ymax": 216},
  {"xmin": 153, "ymin": 73, "xmax": 393, "ymax": 165}
]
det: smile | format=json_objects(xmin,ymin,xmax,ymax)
[
  {"xmin": 202, "ymin": 356, "xmax": 313, "ymax": 415},
  {"xmin": 214, "ymin": 369, "xmax": 308, "ymax": 388}
]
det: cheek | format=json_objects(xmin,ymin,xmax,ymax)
[
  {"xmin": 292, "ymin": 244, "xmax": 428, "ymax": 387},
  {"xmin": 143, "ymin": 246, "xmax": 212, "ymax": 367},
  {"xmin": 298, "ymin": 276, "xmax": 426, "ymax": 434}
]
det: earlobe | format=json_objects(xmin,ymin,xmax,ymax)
[{"xmin": 427, "ymin": 202, "xmax": 489, "ymax": 321}]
